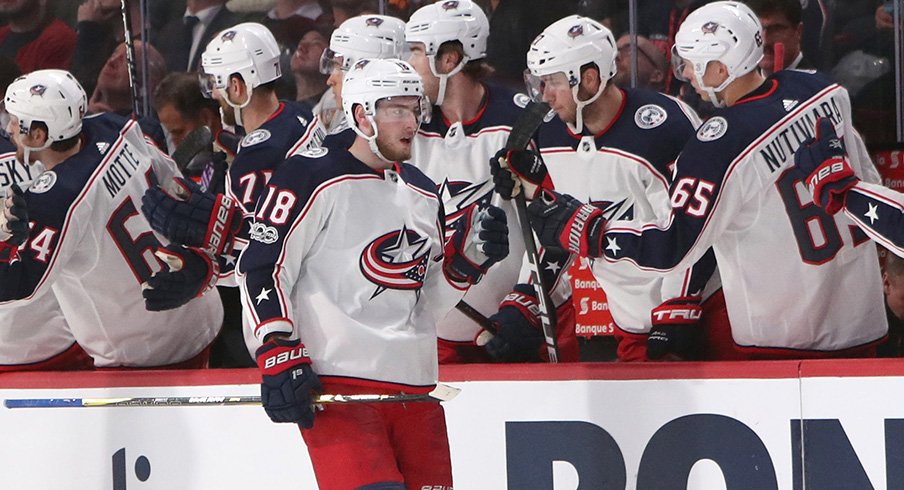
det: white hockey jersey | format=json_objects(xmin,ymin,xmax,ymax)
[
  {"xmin": 0, "ymin": 114, "xmax": 223, "ymax": 367},
  {"xmin": 601, "ymin": 70, "xmax": 887, "ymax": 350},
  {"xmin": 237, "ymin": 147, "xmax": 465, "ymax": 389}
]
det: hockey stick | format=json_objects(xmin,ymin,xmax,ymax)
[
  {"xmin": 505, "ymin": 101, "xmax": 559, "ymax": 362},
  {"xmin": 120, "ymin": 0, "xmax": 142, "ymax": 117},
  {"xmin": 4, "ymin": 384, "xmax": 461, "ymax": 409},
  {"xmin": 171, "ymin": 125, "xmax": 213, "ymax": 171}
]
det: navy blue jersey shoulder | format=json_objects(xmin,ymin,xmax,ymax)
[
  {"xmin": 398, "ymin": 161, "xmax": 441, "ymax": 198},
  {"xmin": 323, "ymin": 127, "xmax": 356, "ymax": 151},
  {"xmin": 421, "ymin": 83, "xmax": 524, "ymax": 136},
  {"xmin": 236, "ymin": 101, "xmax": 316, "ymax": 162},
  {"xmin": 0, "ymin": 135, "xmax": 15, "ymax": 153}
]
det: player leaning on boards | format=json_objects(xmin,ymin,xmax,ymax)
[
  {"xmin": 0, "ymin": 69, "xmax": 222, "ymax": 368},
  {"xmin": 491, "ymin": 14, "xmax": 723, "ymax": 361},
  {"xmin": 511, "ymin": 1, "xmax": 887, "ymax": 359},
  {"xmin": 236, "ymin": 58, "xmax": 509, "ymax": 490},
  {"xmin": 793, "ymin": 117, "xmax": 904, "ymax": 261}
]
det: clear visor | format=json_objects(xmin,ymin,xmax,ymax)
[
  {"xmin": 523, "ymin": 70, "xmax": 571, "ymax": 103},
  {"xmin": 198, "ymin": 72, "xmax": 224, "ymax": 99},
  {"xmin": 373, "ymin": 96, "xmax": 430, "ymax": 126},
  {"xmin": 671, "ymin": 46, "xmax": 692, "ymax": 82},
  {"xmin": 319, "ymin": 49, "xmax": 344, "ymax": 75}
]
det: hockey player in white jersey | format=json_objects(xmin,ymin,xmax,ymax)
[
  {"xmin": 492, "ymin": 14, "xmax": 722, "ymax": 361},
  {"xmin": 405, "ymin": 0, "xmax": 575, "ymax": 362},
  {"xmin": 518, "ymin": 2, "xmax": 887, "ymax": 359},
  {"xmin": 236, "ymin": 58, "xmax": 508, "ymax": 490},
  {"xmin": 0, "ymin": 69, "xmax": 222, "ymax": 368}
]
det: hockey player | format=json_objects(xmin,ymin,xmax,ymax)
[
  {"xmin": 517, "ymin": 2, "xmax": 887, "ymax": 359},
  {"xmin": 0, "ymin": 69, "xmax": 222, "ymax": 368},
  {"xmin": 404, "ymin": 0, "xmax": 571, "ymax": 362},
  {"xmin": 492, "ymin": 14, "xmax": 719, "ymax": 361},
  {"xmin": 236, "ymin": 58, "xmax": 508, "ymax": 490}
]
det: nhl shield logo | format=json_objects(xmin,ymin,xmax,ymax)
[
  {"xmin": 220, "ymin": 30, "xmax": 236, "ymax": 42},
  {"xmin": 701, "ymin": 22, "xmax": 719, "ymax": 34},
  {"xmin": 365, "ymin": 17, "xmax": 384, "ymax": 27},
  {"xmin": 441, "ymin": 1, "xmax": 459, "ymax": 10},
  {"xmin": 29, "ymin": 84, "xmax": 47, "ymax": 96},
  {"xmin": 568, "ymin": 25, "xmax": 584, "ymax": 38}
]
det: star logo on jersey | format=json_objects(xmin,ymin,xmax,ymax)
[
  {"xmin": 568, "ymin": 25, "xmax": 584, "ymax": 38},
  {"xmin": 365, "ymin": 17, "xmax": 384, "ymax": 27},
  {"xmin": 255, "ymin": 287, "xmax": 272, "ymax": 305},
  {"xmin": 545, "ymin": 260, "xmax": 562, "ymax": 275},
  {"xmin": 782, "ymin": 99, "xmax": 799, "ymax": 111},
  {"xmin": 605, "ymin": 237, "xmax": 621, "ymax": 256},
  {"xmin": 865, "ymin": 203, "xmax": 879, "ymax": 224},
  {"xmin": 441, "ymin": 1, "xmax": 460, "ymax": 10},
  {"xmin": 438, "ymin": 178, "xmax": 493, "ymax": 240},
  {"xmin": 360, "ymin": 226, "xmax": 431, "ymax": 298},
  {"xmin": 701, "ymin": 22, "xmax": 719, "ymax": 34},
  {"xmin": 29, "ymin": 84, "xmax": 47, "ymax": 96}
]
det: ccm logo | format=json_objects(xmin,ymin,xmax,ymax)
[
  {"xmin": 264, "ymin": 347, "xmax": 309, "ymax": 369},
  {"xmin": 809, "ymin": 158, "xmax": 849, "ymax": 190},
  {"xmin": 652, "ymin": 308, "xmax": 701, "ymax": 322}
]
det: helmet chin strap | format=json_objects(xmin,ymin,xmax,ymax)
[
  {"xmin": 218, "ymin": 87, "xmax": 254, "ymax": 129},
  {"xmin": 693, "ymin": 64, "xmax": 735, "ymax": 109},
  {"xmin": 567, "ymin": 80, "xmax": 605, "ymax": 134},
  {"xmin": 352, "ymin": 115, "xmax": 394, "ymax": 164},
  {"xmin": 21, "ymin": 137, "xmax": 51, "ymax": 168},
  {"xmin": 428, "ymin": 55, "xmax": 468, "ymax": 106}
]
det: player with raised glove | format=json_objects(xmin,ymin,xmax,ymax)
[
  {"xmin": 481, "ymin": 284, "xmax": 544, "ymax": 362},
  {"xmin": 646, "ymin": 296, "xmax": 704, "ymax": 360},
  {"xmin": 255, "ymin": 336, "xmax": 322, "ymax": 427},
  {"xmin": 794, "ymin": 117, "xmax": 858, "ymax": 215},
  {"xmin": 443, "ymin": 203, "xmax": 510, "ymax": 284},
  {"xmin": 526, "ymin": 189, "xmax": 606, "ymax": 257},
  {"xmin": 142, "ymin": 244, "xmax": 218, "ymax": 311},
  {"xmin": 0, "ymin": 184, "xmax": 29, "ymax": 246},
  {"xmin": 489, "ymin": 147, "xmax": 553, "ymax": 201},
  {"xmin": 141, "ymin": 177, "xmax": 242, "ymax": 256}
]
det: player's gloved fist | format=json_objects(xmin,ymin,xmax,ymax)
[
  {"xmin": 141, "ymin": 177, "xmax": 241, "ymax": 256},
  {"xmin": 483, "ymin": 284, "xmax": 544, "ymax": 362},
  {"xmin": 444, "ymin": 204, "xmax": 509, "ymax": 284},
  {"xmin": 647, "ymin": 295, "xmax": 704, "ymax": 360},
  {"xmin": 527, "ymin": 189, "xmax": 606, "ymax": 257},
  {"xmin": 489, "ymin": 148, "xmax": 552, "ymax": 200},
  {"xmin": 256, "ymin": 337, "xmax": 321, "ymax": 427},
  {"xmin": 794, "ymin": 117, "xmax": 858, "ymax": 214},
  {"xmin": 142, "ymin": 244, "xmax": 218, "ymax": 311},
  {"xmin": 0, "ymin": 184, "xmax": 29, "ymax": 246}
]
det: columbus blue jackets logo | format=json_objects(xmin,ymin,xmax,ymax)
[
  {"xmin": 241, "ymin": 129, "xmax": 271, "ymax": 147},
  {"xmin": 353, "ymin": 59, "xmax": 371, "ymax": 71},
  {"xmin": 220, "ymin": 30, "xmax": 237, "ymax": 42},
  {"xmin": 365, "ymin": 17, "xmax": 384, "ymax": 27},
  {"xmin": 701, "ymin": 22, "xmax": 719, "ymax": 34},
  {"xmin": 635, "ymin": 104, "xmax": 668, "ymax": 129},
  {"xmin": 29, "ymin": 170, "xmax": 57, "ymax": 194},
  {"xmin": 441, "ymin": 1, "xmax": 460, "ymax": 10},
  {"xmin": 29, "ymin": 84, "xmax": 47, "ymax": 96},
  {"xmin": 438, "ymin": 178, "xmax": 493, "ymax": 240},
  {"xmin": 360, "ymin": 226, "xmax": 430, "ymax": 298},
  {"xmin": 697, "ymin": 116, "xmax": 728, "ymax": 141},
  {"xmin": 568, "ymin": 25, "xmax": 584, "ymax": 38}
]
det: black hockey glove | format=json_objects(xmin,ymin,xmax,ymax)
[
  {"xmin": 794, "ymin": 117, "xmax": 858, "ymax": 215},
  {"xmin": 646, "ymin": 296, "xmax": 704, "ymax": 360},
  {"xmin": 483, "ymin": 284, "xmax": 544, "ymax": 362},
  {"xmin": 527, "ymin": 189, "xmax": 606, "ymax": 257},
  {"xmin": 0, "ymin": 184, "xmax": 29, "ymax": 246},
  {"xmin": 256, "ymin": 337, "xmax": 321, "ymax": 427},
  {"xmin": 186, "ymin": 150, "xmax": 229, "ymax": 195},
  {"xmin": 141, "ymin": 177, "xmax": 241, "ymax": 256},
  {"xmin": 142, "ymin": 244, "xmax": 218, "ymax": 311},
  {"xmin": 489, "ymin": 148, "xmax": 552, "ymax": 201},
  {"xmin": 444, "ymin": 204, "xmax": 509, "ymax": 284}
]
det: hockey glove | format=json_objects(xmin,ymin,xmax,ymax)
[
  {"xmin": 527, "ymin": 189, "xmax": 606, "ymax": 257},
  {"xmin": 483, "ymin": 284, "xmax": 544, "ymax": 362},
  {"xmin": 794, "ymin": 117, "xmax": 858, "ymax": 214},
  {"xmin": 141, "ymin": 177, "xmax": 241, "ymax": 256},
  {"xmin": 142, "ymin": 244, "xmax": 218, "ymax": 311},
  {"xmin": 256, "ymin": 337, "xmax": 321, "ymax": 427},
  {"xmin": 489, "ymin": 148, "xmax": 552, "ymax": 201},
  {"xmin": 0, "ymin": 184, "xmax": 29, "ymax": 246},
  {"xmin": 646, "ymin": 296, "xmax": 704, "ymax": 360},
  {"xmin": 444, "ymin": 204, "xmax": 509, "ymax": 284}
]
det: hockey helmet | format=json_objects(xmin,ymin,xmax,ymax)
[
  {"xmin": 200, "ymin": 22, "xmax": 281, "ymax": 97},
  {"xmin": 5, "ymin": 69, "xmax": 87, "ymax": 143},
  {"xmin": 320, "ymin": 15, "xmax": 408, "ymax": 75}
]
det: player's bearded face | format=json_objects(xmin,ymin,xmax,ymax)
[
  {"xmin": 534, "ymin": 72, "xmax": 577, "ymax": 125},
  {"xmin": 407, "ymin": 44, "xmax": 439, "ymax": 103},
  {"xmin": 373, "ymin": 97, "xmax": 423, "ymax": 161},
  {"xmin": 214, "ymin": 93, "xmax": 237, "ymax": 127}
]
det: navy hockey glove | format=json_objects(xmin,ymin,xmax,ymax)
[
  {"xmin": 256, "ymin": 337, "xmax": 321, "ymax": 427},
  {"xmin": 0, "ymin": 184, "xmax": 29, "ymax": 246},
  {"xmin": 527, "ymin": 189, "xmax": 606, "ymax": 257},
  {"xmin": 489, "ymin": 148, "xmax": 552, "ymax": 200},
  {"xmin": 141, "ymin": 177, "xmax": 241, "ymax": 256},
  {"xmin": 483, "ymin": 284, "xmax": 544, "ymax": 362},
  {"xmin": 444, "ymin": 204, "xmax": 509, "ymax": 284},
  {"xmin": 646, "ymin": 296, "xmax": 704, "ymax": 360},
  {"xmin": 142, "ymin": 244, "xmax": 218, "ymax": 311},
  {"xmin": 794, "ymin": 117, "xmax": 858, "ymax": 215}
]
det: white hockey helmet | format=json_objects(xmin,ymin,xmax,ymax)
[
  {"xmin": 525, "ymin": 15, "xmax": 617, "ymax": 133},
  {"xmin": 672, "ymin": 1, "xmax": 764, "ymax": 107},
  {"xmin": 342, "ymin": 58, "xmax": 428, "ymax": 161},
  {"xmin": 5, "ymin": 69, "xmax": 87, "ymax": 143},
  {"xmin": 405, "ymin": 0, "xmax": 489, "ymax": 105},
  {"xmin": 200, "ymin": 22, "xmax": 281, "ymax": 96},
  {"xmin": 320, "ymin": 15, "xmax": 407, "ymax": 75}
]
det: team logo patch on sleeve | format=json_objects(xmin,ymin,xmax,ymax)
[
  {"xmin": 697, "ymin": 116, "xmax": 728, "ymax": 141},
  {"xmin": 513, "ymin": 93, "xmax": 531, "ymax": 108},
  {"xmin": 359, "ymin": 226, "xmax": 430, "ymax": 298},
  {"xmin": 241, "ymin": 129, "xmax": 272, "ymax": 148},
  {"xmin": 29, "ymin": 171, "xmax": 57, "ymax": 193},
  {"xmin": 635, "ymin": 104, "xmax": 668, "ymax": 129},
  {"xmin": 299, "ymin": 147, "xmax": 328, "ymax": 158}
]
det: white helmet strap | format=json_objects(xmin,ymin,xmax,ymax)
[
  {"xmin": 350, "ymin": 112, "xmax": 394, "ymax": 164},
  {"xmin": 428, "ymin": 54, "xmax": 469, "ymax": 106},
  {"xmin": 218, "ymin": 84, "xmax": 254, "ymax": 128},
  {"xmin": 692, "ymin": 60, "xmax": 734, "ymax": 109},
  {"xmin": 568, "ymin": 77, "xmax": 606, "ymax": 134}
]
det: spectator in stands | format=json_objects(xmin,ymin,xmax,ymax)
[
  {"xmin": 70, "ymin": 0, "xmax": 140, "ymax": 101},
  {"xmin": 153, "ymin": 0, "xmax": 241, "ymax": 72},
  {"xmin": 88, "ymin": 40, "xmax": 167, "ymax": 116},
  {"xmin": 613, "ymin": 34, "xmax": 668, "ymax": 91},
  {"xmin": 880, "ymin": 252, "xmax": 904, "ymax": 357},
  {"xmin": 747, "ymin": 0, "xmax": 811, "ymax": 76},
  {"xmin": 330, "ymin": 0, "xmax": 379, "ymax": 27},
  {"xmin": 0, "ymin": 0, "xmax": 77, "ymax": 73},
  {"xmin": 290, "ymin": 25, "xmax": 330, "ymax": 107},
  {"xmin": 152, "ymin": 72, "xmax": 222, "ymax": 154},
  {"xmin": 261, "ymin": 0, "xmax": 329, "ymax": 49}
]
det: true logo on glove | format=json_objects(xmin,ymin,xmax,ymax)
[
  {"xmin": 651, "ymin": 307, "xmax": 702, "ymax": 322},
  {"xmin": 263, "ymin": 346, "xmax": 310, "ymax": 370}
]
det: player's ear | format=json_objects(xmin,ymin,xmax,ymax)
[
  {"xmin": 354, "ymin": 104, "xmax": 375, "ymax": 137},
  {"xmin": 579, "ymin": 65, "xmax": 602, "ymax": 94},
  {"xmin": 28, "ymin": 124, "xmax": 49, "ymax": 148}
]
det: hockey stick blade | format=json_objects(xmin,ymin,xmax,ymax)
[
  {"xmin": 3, "ymin": 384, "xmax": 461, "ymax": 409},
  {"xmin": 170, "ymin": 125, "xmax": 213, "ymax": 171}
]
